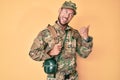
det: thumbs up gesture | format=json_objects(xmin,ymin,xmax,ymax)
[{"xmin": 79, "ymin": 25, "xmax": 90, "ymax": 40}]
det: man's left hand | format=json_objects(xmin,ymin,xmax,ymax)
[{"xmin": 79, "ymin": 25, "xmax": 90, "ymax": 40}]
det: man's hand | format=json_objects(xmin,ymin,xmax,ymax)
[
  {"xmin": 79, "ymin": 25, "xmax": 90, "ymax": 40},
  {"xmin": 48, "ymin": 43, "xmax": 62, "ymax": 56}
]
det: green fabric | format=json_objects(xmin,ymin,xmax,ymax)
[{"xmin": 61, "ymin": 1, "xmax": 77, "ymax": 15}]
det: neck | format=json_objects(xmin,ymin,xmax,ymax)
[{"xmin": 57, "ymin": 21, "xmax": 67, "ymax": 30}]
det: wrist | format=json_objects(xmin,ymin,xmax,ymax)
[{"xmin": 84, "ymin": 36, "xmax": 93, "ymax": 42}]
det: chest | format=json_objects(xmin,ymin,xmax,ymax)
[{"xmin": 56, "ymin": 30, "xmax": 77, "ymax": 55}]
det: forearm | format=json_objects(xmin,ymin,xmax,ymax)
[
  {"xmin": 29, "ymin": 48, "xmax": 51, "ymax": 61},
  {"xmin": 77, "ymin": 36, "xmax": 93, "ymax": 58}
]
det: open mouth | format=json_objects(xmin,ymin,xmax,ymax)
[{"xmin": 62, "ymin": 17, "xmax": 68, "ymax": 22}]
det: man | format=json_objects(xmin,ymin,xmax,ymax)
[{"xmin": 29, "ymin": 1, "xmax": 93, "ymax": 80}]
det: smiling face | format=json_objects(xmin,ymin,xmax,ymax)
[{"xmin": 58, "ymin": 8, "xmax": 75, "ymax": 26}]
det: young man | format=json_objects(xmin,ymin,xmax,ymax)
[{"xmin": 29, "ymin": 1, "xmax": 93, "ymax": 80}]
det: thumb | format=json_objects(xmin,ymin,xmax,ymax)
[
  {"xmin": 86, "ymin": 25, "xmax": 90, "ymax": 31},
  {"xmin": 87, "ymin": 25, "xmax": 90, "ymax": 29}
]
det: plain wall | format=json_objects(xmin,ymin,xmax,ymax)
[{"xmin": 0, "ymin": 0, "xmax": 120, "ymax": 80}]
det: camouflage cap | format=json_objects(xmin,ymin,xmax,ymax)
[{"xmin": 61, "ymin": 1, "xmax": 77, "ymax": 15}]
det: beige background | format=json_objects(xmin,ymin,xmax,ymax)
[{"xmin": 0, "ymin": 0, "xmax": 120, "ymax": 80}]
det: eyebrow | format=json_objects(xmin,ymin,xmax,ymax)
[{"xmin": 64, "ymin": 9, "xmax": 74, "ymax": 14}]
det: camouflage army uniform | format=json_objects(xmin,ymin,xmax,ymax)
[{"xmin": 29, "ymin": 22, "xmax": 93, "ymax": 80}]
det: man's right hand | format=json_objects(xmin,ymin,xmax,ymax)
[{"xmin": 48, "ymin": 43, "xmax": 62, "ymax": 56}]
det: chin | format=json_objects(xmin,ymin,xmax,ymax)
[
  {"xmin": 61, "ymin": 22, "xmax": 66, "ymax": 25},
  {"xmin": 61, "ymin": 21, "xmax": 68, "ymax": 25},
  {"xmin": 61, "ymin": 23, "xmax": 67, "ymax": 26}
]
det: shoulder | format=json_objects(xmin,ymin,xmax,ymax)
[
  {"xmin": 70, "ymin": 27, "xmax": 80, "ymax": 38},
  {"xmin": 69, "ymin": 27, "xmax": 81, "ymax": 40},
  {"xmin": 37, "ymin": 25, "xmax": 51, "ymax": 38},
  {"xmin": 69, "ymin": 26, "xmax": 79, "ymax": 33}
]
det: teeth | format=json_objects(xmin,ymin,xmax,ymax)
[{"xmin": 63, "ymin": 17, "xmax": 67, "ymax": 21}]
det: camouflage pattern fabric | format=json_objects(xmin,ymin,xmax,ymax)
[
  {"xmin": 47, "ymin": 70, "xmax": 78, "ymax": 80},
  {"xmin": 61, "ymin": 1, "xmax": 77, "ymax": 15},
  {"xmin": 29, "ymin": 22, "xmax": 93, "ymax": 80}
]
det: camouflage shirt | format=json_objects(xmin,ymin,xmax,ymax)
[{"xmin": 29, "ymin": 22, "xmax": 93, "ymax": 73}]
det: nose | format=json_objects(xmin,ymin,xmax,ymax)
[{"xmin": 64, "ymin": 13, "xmax": 69, "ymax": 18}]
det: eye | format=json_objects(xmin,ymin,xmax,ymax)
[
  {"xmin": 63, "ymin": 9, "xmax": 67, "ymax": 14},
  {"xmin": 69, "ymin": 13, "xmax": 74, "ymax": 17}
]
